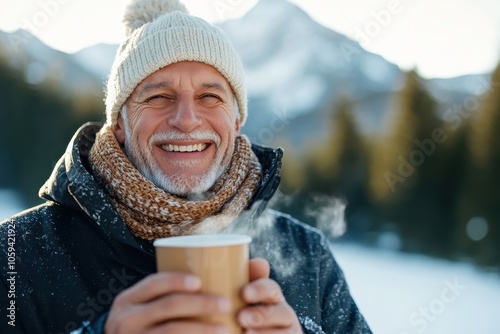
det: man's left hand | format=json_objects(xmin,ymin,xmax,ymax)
[{"xmin": 238, "ymin": 258, "xmax": 303, "ymax": 333}]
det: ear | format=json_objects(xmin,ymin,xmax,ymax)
[
  {"xmin": 234, "ymin": 118, "xmax": 241, "ymax": 136},
  {"xmin": 113, "ymin": 113, "xmax": 126, "ymax": 144}
]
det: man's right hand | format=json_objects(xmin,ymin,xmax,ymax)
[{"xmin": 104, "ymin": 272, "xmax": 231, "ymax": 334}]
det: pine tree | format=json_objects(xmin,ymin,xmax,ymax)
[
  {"xmin": 456, "ymin": 62, "xmax": 500, "ymax": 266},
  {"xmin": 370, "ymin": 71, "xmax": 441, "ymax": 201},
  {"xmin": 369, "ymin": 70, "xmax": 452, "ymax": 254},
  {"xmin": 307, "ymin": 98, "xmax": 365, "ymax": 192},
  {"xmin": 305, "ymin": 97, "xmax": 372, "ymax": 238},
  {"xmin": 0, "ymin": 53, "xmax": 102, "ymax": 206}
]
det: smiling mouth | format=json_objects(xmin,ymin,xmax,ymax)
[{"xmin": 160, "ymin": 144, "xmax": 208, "ymax": 152}]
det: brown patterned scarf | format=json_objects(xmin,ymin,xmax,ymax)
[{"xmin": 89, "ymin": 125, "xmax": 262, "ymax": 241}]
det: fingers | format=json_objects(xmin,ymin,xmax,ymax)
[
  {"xmin": 249, "ymin": 257, "xmax": 270, "ymax": 281},
  {"xmin": 147, "ymin": 320, "xmax": 228, "ymax": 334},
  {"xmin": 115, "ymin": 272, "xmax": 201, "ymax": 305},
  {"xmin": 238, "ymin": 276, "xmax": 302, "ymax": 332},
  {"xmin": 240, "ymin": 329, "xmax": 297, "ymax": 334},
  {"xmin": 106, "ymin": 263, "xmax": 301, "ymax": 334},
  {"xmin": 125, "ymin": 293, "xmax": 231, "ymax": 327},
  {"xmin": 105, "ymin": 272, "xmax": 231, "ymax": 334},
  {"xmin": 241, "ymin": 278, "xmax": 285, "ymax": 304},
  {"xmin": 238, "ymin": 303, "xmax": 297, "ymax": 329}
]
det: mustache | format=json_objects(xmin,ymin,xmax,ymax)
[{"xmin": 149, "ymin": 130, "xmax": 221, "ymax": 149}]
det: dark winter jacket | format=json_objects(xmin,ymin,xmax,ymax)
[{"xmin": 0, "ymin": 123, "xmax": 372, "ymax": 334}]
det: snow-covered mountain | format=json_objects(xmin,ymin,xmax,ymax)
[
  {"xmin": 221, "ymin": 0, "xmax": 402, "ymax": 109},
  {"xmin": 0, "ymin": 29, "xmax": 103, "ymax": 98},
  {"xmin": 0, "ymin": 0, "xmax": 490, "ymax": 147},
  {"xmin": 219, "ymin": 0, "xmax": 404, "ymax": 145},
  {"xmin": 219, "ymin": 0, "xmax": 490, "ymax": 147},
  {"xmin": 72, "ymin": 43, "xmax": 118, "ymax": 84}
]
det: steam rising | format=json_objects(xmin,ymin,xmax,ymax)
[
  {"xmin": 195, "ymin": 191, "xmax": 347, "ymax": 278},
  {"xmin": 304, "ymin": 194, "xmax": 347, "ymax": 239}
]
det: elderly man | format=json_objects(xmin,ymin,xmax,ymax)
[{"xmin": 0, "ymin": 0, "xmax": 371, "ymax": 333}]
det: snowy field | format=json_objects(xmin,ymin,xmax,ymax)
[
  {"xmin": 331, "ymin": 243, "xmax": 500, "ymax": 334},
  {"xmin": 1, "ymin": 189, "xmax": 499, "ymax": 333},
  {"xmin": 0, "ymin": 190, "xmax": 24, "ymax": 222}
]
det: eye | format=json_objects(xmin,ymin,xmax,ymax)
[
  {"xmin": 202, "ymin": 94, "xmax": 219, "ymax": 100},
  {"xmin": 145, "ymin": 95, "xmax": 166, "ymax": 102},
  {"xmin": 144, "ymin": 95, "xmax": 174, "ymax": 107},
  {"xmin": 200, "ymin": 94, "xmax": 222, "ymax": 105}
]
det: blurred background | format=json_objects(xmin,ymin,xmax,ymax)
[{"xmin": 1, "ymin": 0, "xmax": 500, "ymax": 332}]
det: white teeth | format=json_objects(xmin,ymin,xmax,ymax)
[{"xmin": 161, "ymin": 143, "xmax": 207, "ymax": 152}]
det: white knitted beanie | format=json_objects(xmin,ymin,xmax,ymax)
[{"xmin": 105, "ymin": 0, "xmax": 247, "ymax": 126}]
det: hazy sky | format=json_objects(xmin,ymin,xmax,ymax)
[{"xmin": 0, "ymin": 0, "xmax": 499, "ymax": 79}]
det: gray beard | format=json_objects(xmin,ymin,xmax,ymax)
[{"xmin": 123, "ymin": 130, "xmax": 230, "ymax": 197}]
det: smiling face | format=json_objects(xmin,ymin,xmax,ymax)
[{"xmin": 113, "ymin": 61, "xmax": 241, "ymax": 196}]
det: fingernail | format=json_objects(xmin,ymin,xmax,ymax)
[
  {"xmin": 245, "ymin": 286, "xmax": 256, "ymax": 300},
  {"xmin": 216, "ymin": 326, "xmax": 229, "ymax": 334},
  {"xmin": 239, "ymin": 311, "xmax": 251, "ymax": 326},
  {"xmin": 184, "ymin": 275, "xmax": 200, "ymax": 289},
  {"xmin": 218, "ymin": 297, "xmax": 231, "ymax": 312}
]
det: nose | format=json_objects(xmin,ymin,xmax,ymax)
[{"xmin": 167, "ymin": 95, "xmax": 202, "ymax": 132}]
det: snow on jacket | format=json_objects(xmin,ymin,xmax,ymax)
[{"xmin": 0, "ymin": 123, "xmax": 372, "ymax": 334}]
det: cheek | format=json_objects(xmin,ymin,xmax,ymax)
[
  {"xmin": 132, "ymin": 113, "xmax": 162, "ymax": 139},
  {"xmin": 210, "ymin": 111, "xmax": 239, "ymax": 135}
]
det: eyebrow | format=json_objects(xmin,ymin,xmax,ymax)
[
  {"xmin": 136, "ymin": 81, "xmax": 231, "ymax": 99},
  {"xmin": 201, "ymin": 82, "xmax": 230, "ymax": 98},
  {"xmin": 137, "ymin": 81, "xmax": 173, "ymax": 99}
]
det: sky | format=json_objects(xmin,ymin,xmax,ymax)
[{"xmin": 0, "ymin": 0, "xmax": 499, "ymax": 79}]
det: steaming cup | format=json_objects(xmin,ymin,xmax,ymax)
[{"xmin": 153, "ymin": 234, "xmax": 251, "ymax": 333}]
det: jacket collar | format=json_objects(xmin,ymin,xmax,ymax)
[{"xmin": 249, "ymin": 142, "xmax": 283, "ymax": 217}]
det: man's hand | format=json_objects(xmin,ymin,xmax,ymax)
[
  {"xmin": 104, "ymin": 258, "xmax": 302, "ymax": 334},
  {"xmin": 104, "ymin": 272, "xmax": 231, "ymax": 334},
  {"xmin": 238, "ymin": 258, "xmax": 303, "ymax": 333}
]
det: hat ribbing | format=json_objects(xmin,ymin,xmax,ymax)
[{"xmin": 105, "ymin": 0, "xmax": 247, "ymax": 126}]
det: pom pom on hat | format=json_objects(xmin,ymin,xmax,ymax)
[
  {"xmin": 123, "ymin": 0, "xmax": 188, "ymax": 36},
  {"xmin": 105, "ymin": 0, "xmax": 248, "ymax": 127}
]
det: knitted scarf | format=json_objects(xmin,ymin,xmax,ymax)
[{"xmin": 89, "ymin": 125, "xmax": 262, "ymax": 241}]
